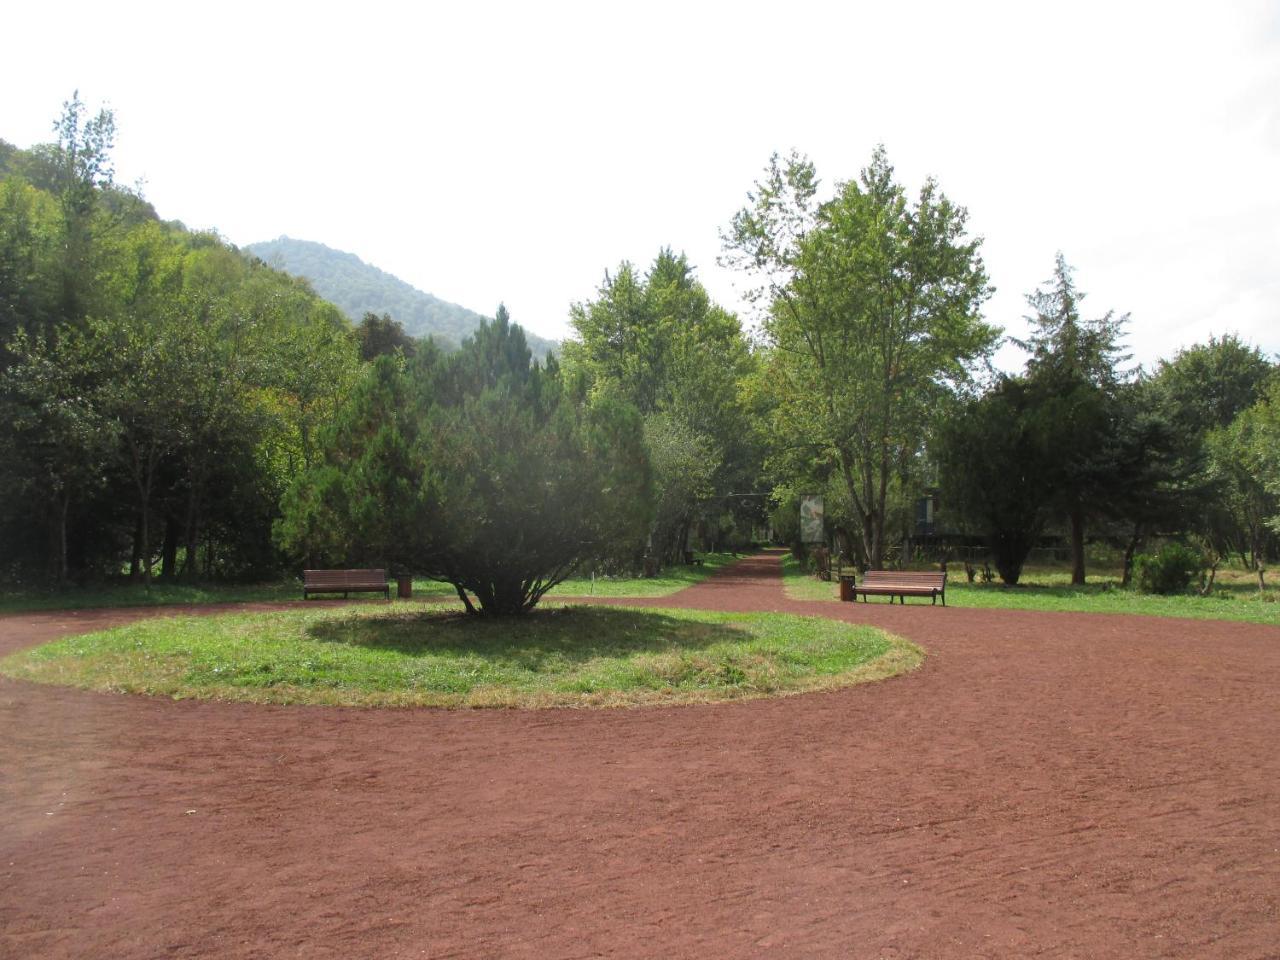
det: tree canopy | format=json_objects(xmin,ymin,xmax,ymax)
[
  {"xmin": 723, "ymin": 147, "xmax": 997, "ymax": 568},
  {"xmin": 280, "ymin": 308, "xmax": 652, "ymax": 614},
  {"xmin": 0, "ymin": 97, "xmax": 361, "ymax": 583},
  {"xmin": 562, "ymin": 249, "xmax": 761, "ymax": 564}
]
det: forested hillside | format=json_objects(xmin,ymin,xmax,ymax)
[
  {"xmin": 245, "ymin": 237, "xmax": 558, "ymax": 359},
  {"xmin": 0, "ymin": 101, "xmax": 362, "ymax": 584}
]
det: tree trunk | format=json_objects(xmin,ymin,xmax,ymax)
[
  {"xmin": 161, "ymin": 515, "xmax": 179, "ymax": 580},
  {"xmin": 1069, "ymin": 506, "xmax": 1086, "ymax": 585},
  {"xmin": 57, "ymin": 492, "xmax": 70, "ymax": 585},
  {"xmin": 454, "ymin": 583, "xmax": 477, "ymax": 614},
  {"xmin": 1199, "ymin": 561, "xmax": 1218, "ymax": 597},
  {"xmin": 129, "ymin": 513, "xmax": 143, "ymax": 581},
  {"xmin": 181, "ymin": 481, "xmax": 201, "ymax": 582},
  {"xmin": 140, "ymin": 504, "xmax": 152, "ymax": 587},
  {"xmin": 1120, "ymin": 524, "xmax": 1144, "ymax": 588}
]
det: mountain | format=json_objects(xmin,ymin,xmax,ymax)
[{"xmin": 244, "ymin": 237, "xmax": 558, "ymax": 358}]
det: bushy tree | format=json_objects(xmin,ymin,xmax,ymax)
[
  {"xmin": 1207, "ymin": 381, "xmax": 1279, "ymax": 568},
  {"xmin": 563, "ymin": 250, "xmax": 759, "ymax": 564},
  {"xmin": 1149, "ymin": 336, "xmax": 1274, "ymax": 566},
  {"xmin": 277, "ymin": 351, "xmax": 431, "ymax": 566},
  {"xmin": 1152, "ymin": 335, "xmax": 1273, "ymax": 434},
  {"xmin": 356, "ymin": 311, "xmax": 417, "ymax": 360},
  {"xmin": 936, "ymin": 377, "xmax": 1052, "ymax": 584},
  {"xmin": 723, "ymin": 147, "xmax": 997, "ymax": 568},
  {"xmin": 281, "ymin": 309, "xmax": 653, "ymax": 615}
]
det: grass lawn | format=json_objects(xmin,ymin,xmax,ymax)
[
  {"xmin": 0, "ymin": 577, "xmax": 457, "ymax": 614},
  {"xmin": 781, "ymin": 553, "xmax": 1280, "ymax": 626},
  {"xmin": 0, "ymin": 604, "xmax": 920, "ymax": 709},
  {"xmin": 546, "ymin": 552, "xmax": 741, "ymax": 598},
  {"xmin": 0, "ymin": 554, "xmax": 738, "ymax": 614}
]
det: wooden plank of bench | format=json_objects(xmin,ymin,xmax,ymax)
[
  {"xmin": 303, "ymin": 569, "xmax": 390, "ymax": 600},
  {"xmin": 851, "ymin": 570, "xmax": 946, "ymax": 606}
]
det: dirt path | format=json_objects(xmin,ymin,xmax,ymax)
[{"xmin": 2, "ymin": 554, "xmax": 1278, "ymax": 959}]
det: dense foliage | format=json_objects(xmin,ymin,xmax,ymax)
[
  {"xmin": 3, "ymin": 95, "xmax": 1276, "ymax": 598},
  {"xmin": 279, "ymin": 308, "xmax": 652, "ymax": 614},
  {"xmin": 561, "ymin": 250, "xmax": 762, "ymax": 564},
  {"xmin": 0, "ymin": 96, "xmax": 360, "ymax": 584},
  {"xmin": 935, "ymin": 377, "xmax": 1052, "ymax": 584},
  {"xmin": 1132, "ymin": 543, "xmax": 1202, "ymax": 595},
  {"xmin": 723, "ymin": 148, "xmax": 997, "ymax": 568}
]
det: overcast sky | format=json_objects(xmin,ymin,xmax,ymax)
[{"xmin": 5, "ymin": 1, "xmax": 1277, "ymax": 371}]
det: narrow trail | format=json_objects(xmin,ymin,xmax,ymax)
[{"xmin": 2, "ymin": 553, "xmax": 1278, "ymax": 959}]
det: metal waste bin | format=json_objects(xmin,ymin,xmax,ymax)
[
  {"xmin": 838, "ymin": 574, "xmax": 856, "ymax": 602},
  {"xmin": 397, "ymin": 575, "xmax": 412, "ymax": 599}
]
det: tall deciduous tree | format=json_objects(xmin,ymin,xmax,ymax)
[
  {"xmin": 1207, "ymin": 379, "xmax": 1280, "ymax": 569},
  {"xmin": 723, "ymin": 148, "xmax": 997, "ymax": 568},
  {"xmin": 0, "ymin": 329, "xmax": 115, "ymax": 582},
  {"xmin": 563, "ymin": 250, "xmax": 759, "ymax": 564},
  {"xmin": 1149, "ymin": 335, "xmax": 1274, "ymax": 564}
]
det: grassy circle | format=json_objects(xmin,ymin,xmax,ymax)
[{"xmin": 0, "ymin": 605, "xmax": 921, "ymax": 709}]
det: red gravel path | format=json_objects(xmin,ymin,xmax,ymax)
[{"xmin": 2, "ymin": 553, "xmax": 1278, "ymax": 959}]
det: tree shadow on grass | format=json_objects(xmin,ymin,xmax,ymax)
[{"xmin": 306, "ymin": 606, "xmax": 750, "ymax": 670}]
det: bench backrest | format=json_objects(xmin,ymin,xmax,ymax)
[
  {"xmin": 304, "ymin": 568, "xmax": 388, "ymax": 587},
  {"xmin": 861, "ymin": 570, "xmax": 946, "ymax": 589}
]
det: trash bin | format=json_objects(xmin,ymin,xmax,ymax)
[
  {"xmin": 838, "ymin": 574, "xmax": 856, "ymax": 602},
  {"xmin": 397, "ymin": 575, "xmax": 412, "ymax": 599}
]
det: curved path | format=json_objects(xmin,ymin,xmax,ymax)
[{"xmin": 2, "ymin": 554, "xmax": 1278, "ymax": 959}]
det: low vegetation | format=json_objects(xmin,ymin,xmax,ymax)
[
  {"xmin": 546, "ymin": 553, "xmax": 740, "ymax": 598},
  {"xmin": 0, "ymin": 555, "xmax": 737, "ymax": 614},
  {"xmin": 782, "ymin": 554, "xmax": 1280, "ymax": 626},
  {"xmin": 0, "ymin": 605, "xmax": 921, "ymax": 709}
]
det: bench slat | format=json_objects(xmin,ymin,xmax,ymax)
[
  {"xmin": 849, "ymin": 570, "xmax": 946, "ymax": 606},
  {"xmin": 303, "ymin": 569, "xmax": 390, "ymax": 599}
]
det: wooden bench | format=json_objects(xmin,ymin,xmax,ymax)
[
  {"xmin": 303, "ymin": 569, "xmax": 390, "ymax": 600},
  {"xmin": 850, "ymin": 570, "xmax": 947, "ymax": 605}
]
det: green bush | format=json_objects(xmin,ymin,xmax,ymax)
[{"xmin": 1133, "ymin": 543, "xmax": 1202, "ymax": 595}]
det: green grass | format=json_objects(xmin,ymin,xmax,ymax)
[
  {"xmin": 781, "ymin": 553, "xmax": 1280, "ymax": 626},
  {"xmin": 546, "ymin": 552, "xmax": 741, "ymax": 598},
  {"xmin": 0, "ymin": 554, "xmax": 737, "ymax": 614},
  {"xmin": 0, "ymin": 577, "xmax": 457, "ymax": 613},
  {"xmin": 0, "ymin": 604, "xmax": 921, "ymax": 709}
]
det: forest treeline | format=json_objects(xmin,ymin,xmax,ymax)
[
  {"xmin": 0, "ymin": 97, "xmax": 362, "ymax": 583},
  {"xmin": 2, "ymin": 97, "xmax": 1278, "ymax": 596}
]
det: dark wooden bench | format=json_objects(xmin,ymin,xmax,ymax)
[
  {"xmin": 850, "ymin": 570, "xmax": 947, "ymax": 605},
  {"xmin": 303, "ymin": 569, "xmax": 390, "ymax": 600}
]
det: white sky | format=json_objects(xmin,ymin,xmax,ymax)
[{"xmin": 5, "ymin": 0, "xmax": 1278, "ymax": 371}]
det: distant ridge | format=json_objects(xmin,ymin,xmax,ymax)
[{"xmin": 245, "ymin": 237, "xmax": 558, "ymax": 358}]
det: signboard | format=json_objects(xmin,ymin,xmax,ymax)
[{"xmin": 800, "ymin": 495, "xmax": 824, "ymax": 544}]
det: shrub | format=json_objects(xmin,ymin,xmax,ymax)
[
  {"xmin": 278, "ymin": 310, "xmax": 652, "ymax": 615},
  {"xmin": 1133, "ymin": 543, "xmax": 1202, "ymax": 595}
]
